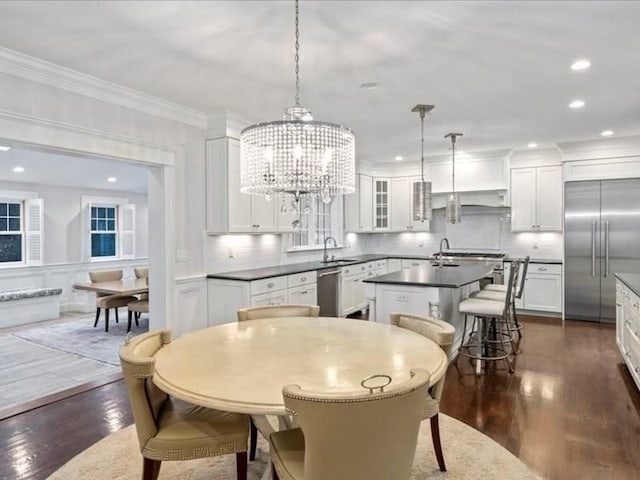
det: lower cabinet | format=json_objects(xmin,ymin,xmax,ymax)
[
  {"xmin": 341, "ymin": 260, "xmax": 388, "ymax": 316},
  {"xmin": 617, "ymin": 280, "xmax": 640, "ymax": 392},
  {"xmin": 208, "ymin": 271, "xmax": 317, "ymax": 326},
  {"xmin": 505, "ymin": 262, "xmax": 562, "ymax": 313}
]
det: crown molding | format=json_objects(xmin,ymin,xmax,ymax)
[
  {"xmin": 558, "ymin": 135, "xmax": 640, "ymax": 162},
  {"xmin": 0, "ymin": 47, "xmax": 208, "ymax": 130},
  {"xmin": 206, "ymin": 111, "xmax": 253, "ymax": 139}
]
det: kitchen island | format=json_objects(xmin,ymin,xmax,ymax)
[{"xmin": 364, "ymin": 263, "xmax": 496, "ymax": 358}]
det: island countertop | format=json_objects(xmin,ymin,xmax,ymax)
[{"xmin": 363, "ymin": 263, "xmax": 495, "ymax": 288}]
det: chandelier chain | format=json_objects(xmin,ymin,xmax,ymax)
[
  {"xmin": 294, "ymin": 0, "xmax": 300, "ymax": 106},
  {"xmin": 420, "ymin": 112, "xmax": 425, "ymax": 182}
]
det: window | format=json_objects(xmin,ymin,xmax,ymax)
[
  {"xmin": 91, "ymin": 205, "xmax": 117, "ymax": 258},
  {"xmin": 0, "ymin": 201, "xmax": 23, "ymax": 263},
  {"xmin": 291, "ymin": 196, "xmax": 342, "ymax": 249}
]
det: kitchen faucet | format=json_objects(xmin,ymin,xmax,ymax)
[
  {"xmin": 438, "ymin": 237, "xmax": 451, "ymax": 266},
  {"xmin": 323, "ymin": 236, "xmax": 338, "ymax": 263}
]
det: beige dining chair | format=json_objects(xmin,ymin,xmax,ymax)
[
  {"xmin": 389, "ymin": 313, "xmax": 455, "ymax": 472},
  {"xmin": 127, "ymin": 298, "xmax": 148, "ymax": 333},
  {"xmin": 236, "ymin": 304, "xmax": 320, "ymax": 322},
  {"xmin": 270, "ymin": 368, "xmax": 431, "ymax": 480},
  {"xmin": 236, "ymin": 303, "xmax": 320, "ymax": 461},
  {"xmin": 119, "ymin": 330, "xmax": 250, "ymax": 480},
  {"xmin": 89, "ymin": 269, "xmax": 137, "ymax": 332},
  {"xmin": 134, "ymin": 267, "xmax": 149, "ymax": 300}
]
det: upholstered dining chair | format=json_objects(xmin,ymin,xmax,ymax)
[
  {"xmin": 269, "ymin": 368, "xmax": 431, "ymax": 480},
  {"xmin": 134, "ymin": 267, "xmax": 149, "ymax": 300},
  {"xmin": 127, "ymin": 298, "xmax": 148, "ymax": 333},
  {"xmin": 89, "ymin": 269, "xmax": 137, "ymax": 332},
  {"xmin": 389, "ymin": 313, "xmax": 455, "ymax": 472},
  {"xmin": 119, "ymin": 330, "xmax": 250, "ymax": 480},
  {"xmin": 236, "ymin": 303, "xmax": 320, "ymax": 462},
  {"xmin": 236, "ymin": 304, "xmax": 320, "ymax": 322}
]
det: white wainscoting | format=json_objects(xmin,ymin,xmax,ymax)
[
  {"xmin": 173, "ymin": 275, "xmax": 208, "ymax": 338},
  {"xmin": 0, "ymin": 258, "xmax": 149, "ymax": 316}
]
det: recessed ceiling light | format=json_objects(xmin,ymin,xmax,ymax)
[
  {"xmin": 360, "ymin": 82, "xmax": 379, "ymax": 89},
  {"xmin": 527, "ymin": 142, "xmax": 538, "ymax": 148},
  {"xmin": 107, "ymin": 177, "xmax": 117, "ymax": 183},
  {"xmin": 571, "ymin": 59, "xmax": 591, "ymax": 71},
  {"xmin": 600, "ymin": 130, "xmax": 614, "ymax": 137},
  {"xmin": 395, "ymin": 155, "xmax": 403, "ymax": 161},
  {"xmin": 0, "ymin": 145, "xmax": 11, "ymax": 151},
  {"xmin": 12, "ymin": 166, "xmax": 24, "ymax": 173},
  {"xmin": 569, "ymin": 99, "xmax": 585, "ymax": 109}
]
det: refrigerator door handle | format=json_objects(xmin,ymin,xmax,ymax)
[
  {"xmin": 591, "ymin": 221, "xmax": 597, "ymax": 277},
  {"xmin": 605, "ymin": 221, "xmax": 610, "ymax": 277}
]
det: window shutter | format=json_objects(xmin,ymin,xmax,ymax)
[
  {"xmin": 119, "ymin": 204, "xmax": 136, "ymax": 259},
  {"xmin": 25, "ymin": 198, "xmax": 44, "ymax": 266}
]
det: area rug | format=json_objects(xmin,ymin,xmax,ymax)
[
  {"xmin": 11, "ymin": 314, "xmax": 149, "ymax": 366},
  {"xmin": 49, "ymin": 414, "xmax": 542, "ymax": 480}
]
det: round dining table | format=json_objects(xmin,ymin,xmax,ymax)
[{"xmin": 153, "ymin": 316, "xmax": 448, "ymax": 416}]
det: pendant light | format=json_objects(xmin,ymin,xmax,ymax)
[
  {"xmin": 240, "ymin": 0, "xmax": 355, "ymax": 205},
  {"xmin": 444, "ymin": 132, "xmax": 463, "ymax": 224},
  {"xmin": 412, "ymin": 104, "xmax": 434, "ymax": 222}
]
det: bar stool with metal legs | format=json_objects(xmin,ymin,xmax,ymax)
[{"xmin": 457, "ymin": 260, "xmax": 520, "ymax": 373}]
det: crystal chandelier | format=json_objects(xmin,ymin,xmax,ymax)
[
  {"xmin": 240, "ymin": 0, "xmax": 355, "ymax": 205},
  {"xmin": 445, "ymin": 132, "xmax": 463, "ymax": 224},
  {"xmin": 412, "ymin": 104, "xmax": 434, "ymax": 222}
]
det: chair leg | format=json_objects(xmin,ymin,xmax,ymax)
[
  {"xmin": 115, "ymin": 307, "xmax": 119, "ymax": 323},
  {"xmin": 142, "ymin": 458, "xmax": 161, "ymax": 480},
  {"xmin": 235, "ymin": 451, "xmax": 247, "ymax": 480},
  {"xmin": 271, "ymin": 462, "xmax": 280, "ymax": 480},
  {"xmin": 127, "ymin": 310, "xmax": 133, "ymax": 333},
  {"xmin": 93, "ymin": 308, "xmax": 101, "ymax": 328},
  {"xmin": 105, "ymin": 308, "xmax": 110, "ymax": 332},
  {"xmin": 135, "ymin": 312, "xmax": 140, "ymax": 326},
  {"xmin": 249, "ymin": 417, "xmax": 258, "ymax": 461},
  {"xmin": 430, "ymin": 414, "xmax": 447, "ymax": 472}
]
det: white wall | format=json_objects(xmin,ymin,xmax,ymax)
[{"xmin": 0, "ymin": 180, "xmax": 148, "ymax": 264}]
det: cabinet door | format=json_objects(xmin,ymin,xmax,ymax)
[
  {"xmin": 227, "ymin": 139, "xmax": 253, "ymax": 232},
  {"xmin": 353, "ymin": 273, "xmax": 368, "ymax": 310},
  {"xmin": 535, "ymin": 166, "xmax": 563, "ymax": 231},
  {"xmin": 510, "ymin": 168, "xmax": 536, "ymax": 232},
  {"xmin": 288, "ymin": 283, "xmax": 318, "ymax": 306},
  {"xmin": 359, "ymin": 175, "xmax": 373, "ymax": 231},
  {"xmin": 616, "ymin": 282, "xmax": 625, "ymax": 350},
  {"xmin": 373, "ymin": 178, "xmax": 390, "ymax": 231},
  {"xmin": 387, "ymin": 258, "xmax": 402, "ymax": 273},
  {"xmin": 410, "ymin": 177, "xmax": 431, "ymax": 231},
  {"xmin": 251, "ymin": 290, "xmax": 287, "ymax": 306},
  {"xmin": 341, "ymin": 274, "xmax": 355, "ymax": 315},
  {"xmin": 391, "ymin": 177, "xmax": 412, "ymax": 231},
  {"xmin": 252, "ymin": 195, "xmax": 277, "ymax": 232},
  {"xmin": 523, "ymin": 273, "xmax": 562, "ymax": 312}
]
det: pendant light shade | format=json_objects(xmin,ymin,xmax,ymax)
[
  {"xmin": 240, "ymin": 0, "xmax": 355, "ymax": 204},
  {"xmin": 444, "ymin": 132, "xmax": 463, "ymax": 224},
  {"xmin": 412, "ymin": 104, "xmax": 434, "ymax": 222}
]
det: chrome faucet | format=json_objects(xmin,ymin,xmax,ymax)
[
  {"xmin": 438, "ymin": 237, "xmax": 451, "ymax": 266},
  {"xmin": 323, "ymin": 236, "xmax": 338, "ymax": 263}
]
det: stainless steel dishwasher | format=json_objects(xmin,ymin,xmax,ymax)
[{"xmin": 317, "ymin": 267, "xmax": 341, "ymax": 316}]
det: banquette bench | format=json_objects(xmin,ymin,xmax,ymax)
[{"xmin": 0, "ymin": 287, "xmax": 62, "ymax": 328}]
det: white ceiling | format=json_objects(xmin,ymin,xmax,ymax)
[{"xmin": 0, "ymin": 1, "xmax": 639, "ymax": 167}]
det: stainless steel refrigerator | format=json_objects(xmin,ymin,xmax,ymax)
[{"xmin": 565, "ymin": 179, "xmax": 640, "ymax": 323}]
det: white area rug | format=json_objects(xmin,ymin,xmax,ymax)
[{"xmin": 49, "ymin": 414, "xmax": 542, "ymax": 480}]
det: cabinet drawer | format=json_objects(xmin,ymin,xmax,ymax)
[
  {"xmin": 628, "ymin": 290, "xmax": 640, "ymax": 316},
  {"xmin": 375, "ymin": 260, "xmax": 387, "ymax": 269},
  {"xmin": 529, "ymin": 263, "xmax": 561, "ymax": 275},
  {"xmin": 287, "ymin": 271, "xmax": 316, "ymax": 288},
  {"xmin": 250, "ymin": 276, "xmax": 287, "ymax": 296},
  {"xmin": 287, "ymin": 284, "xmax": 317, "ymax": 306},
  {"xmin": 401, "ymin": 259, "xmax": 429, "ymax": 269},
  {"xmin": 343, "ymin": 263, "xmax": 368, "ymax": 276},
  {"xmin": 251, "ymin": 290, "xmax": 287, "ymax": 307}
]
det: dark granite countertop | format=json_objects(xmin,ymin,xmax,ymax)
[
  {"xmin": 362, "ymin": 264, "xmax": 495, "ymax": 288},
  {"xmin": 504, "ymin": 257, "xmax": 562, "ymax": 264},
  {"xmin": 615, "ymin": 273, "xmax": 640, "ymax": 298}
]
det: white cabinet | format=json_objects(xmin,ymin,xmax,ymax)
[
  {"xmin": 341, "ymin": 262, "xmax": 375, "ymax": 316},
  {"xmin": 206, "ymin": 137, "xmax": 277, "ymax": 234},
  {"xmin": 373, "ymin": 178, "xmax": 390, "ymax": 231},
  {"xmin": 208, "ymin": 271, "xmax": 317, "ymax": 325},
  {"xmin": 388, "ymin": 258, "xmax": 402, "ymax": 273},
  {"xmin": 510, "ymin": 166, "xmax": 562, "ymax": 232},
  {"xmin": 507, "ymin": 262, "xmax": 562, "ymax": 313},
  {"xmin": 390, "ymin": 177, "xmax": 430, "ymax": 232},
  {"xmin": 617, "ymin": 280, "xmax": 640, "ymax": 392},
  {"xmin": 344, "ymin": 174, "xmax": 373, "ymax": 232}
]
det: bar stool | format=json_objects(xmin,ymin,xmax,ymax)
[{"xmin": 458, "ymin": 260, "xmax": 520, "ymax": 373}]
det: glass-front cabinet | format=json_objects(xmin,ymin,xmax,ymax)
[{"xmin": 373, "ymin": 177, "xmax": 390, "ymax": 231}]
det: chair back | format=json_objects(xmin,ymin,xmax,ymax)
[
  {"xmin": 389, "ymin": 313, "xmax": 454, "ymax": 403},
  {"xmin": 237, "ymin": 304, "xmax": 320, "ymax": 322},
  {"xmin": 89, "ymin": 269, "xmax": 123, "ymax": 283},
  {"xmin": 503, "ymin": 260, "xmax": 520, "ymax": 317},
  {"xmin": 515, "ymin": 256, "xmax": 530, "ymax": 299},
  {"xmin": 282, "ymin": 368, "xmax": 431, "ymax": 480},
  {"xmin": 134, "ymin": 267, "xmax": 149, "ymax": 279},
  {"xmin": 119, "ymin": 330, "xmax": 171, "ymax": 452}
]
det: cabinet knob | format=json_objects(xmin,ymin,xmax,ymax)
[
  {"xmin": 539, "ymin": 267, "xmax": 547, "ymax": 272},
  {"xmin": 267, "ymin": 282, "xmax": 274, "ymax": 288},
  {"xmin": 301, "ymin": 276, "xmax": 307, "ymax": 282},
  {"xmin": 301, "ymin": 290, "xmax": 308, "ymax": 295}
]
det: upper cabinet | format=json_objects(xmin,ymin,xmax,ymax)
[
  {"xmin": 510, "ymin": 165, "xmax": 562, "ymax": 232},
  {"xmin": 206, "ymin": 137, "xmax": 278, "ymax": 234},
  {"xmin": 373, "ymin": 177, "xmax": 390, "ymax": 231},
  {"xmin": 390, "ymin": 177, "xmax": 430, "ymax": 231},
  {"xmin": 344, "ymin": 174, "xmax": 373, "ymax": 232}
]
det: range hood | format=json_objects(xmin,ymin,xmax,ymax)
[{"xmin": 431, "ymin": 189, "xmax": 507, "ymax": 209}]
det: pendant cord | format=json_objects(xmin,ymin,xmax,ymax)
[
  {"xmin": 294, "ymin": 0, "xmax": 300, "ymax": 107},
  {"xmin": 452, "ymin": 140, "xmax": 455, "ymax": 193},
  {"xmin": 420, "ymin": 110, "xmax": 425, "ymax": 182}
]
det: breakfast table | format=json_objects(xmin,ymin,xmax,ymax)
[{"xmin": 72, "ymin": 278, "xmax": 149, "ymax": 296}]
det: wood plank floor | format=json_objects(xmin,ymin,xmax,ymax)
[{"xmin": 1, "ymin": 316, "xmax": 639, "ymax": 480}]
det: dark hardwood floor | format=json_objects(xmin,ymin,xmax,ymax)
[{"xmin": 1, "ymin": 316, "xmax": 639, "ymax": 480}]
